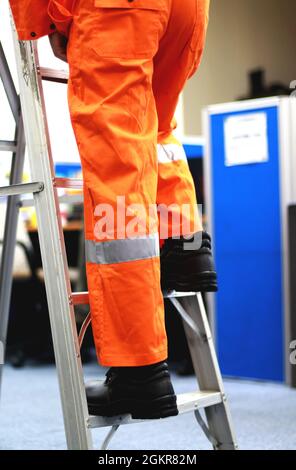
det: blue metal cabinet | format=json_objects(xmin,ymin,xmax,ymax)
[{"xmin": 204, "ymin": 98, "xmax": 296, "ymax": 382}]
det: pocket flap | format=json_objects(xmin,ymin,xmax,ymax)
[{"xmin": 94, "ymin": 0, "xmax": 166, "ymax": 11}]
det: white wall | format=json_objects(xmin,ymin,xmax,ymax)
[
  {"xmin": 1, "ymin": 0, "xmax": 296, "ymax": 149},
  {"xmin": 184, "ymin": 0, "xmax": 296, "ymax": 135},
  {"xmin": 0, "ymin": 0, "xmax": 79, "ymax": 179}
]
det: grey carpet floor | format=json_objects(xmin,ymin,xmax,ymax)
[{"xmin": 0, "ymin": 363, "xmax": 296, "ymax": 450}]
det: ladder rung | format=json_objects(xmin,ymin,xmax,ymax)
[
  {"xmin": 54, "ymin": 178, "xmax": 83, "ymax": 190},
  {"xmin": 39, "ymin": 67, "xmax": 68, "ymax": 84},
  {"xmin": 87, "ymin": 391, "xmax": 223, "ymax": 429},
  {"xmin": 0, "ymin": 182, "xmax": 44, "ymax": 197},
  {"xmin": 72, "ymin": 292, "xmax": 89, "ymax": 306},
  {"xmin": 0, "ymin": 140, "xmax": 17, "ymax": 152}
]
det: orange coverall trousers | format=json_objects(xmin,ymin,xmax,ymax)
[{"xmin": 10, "ymin": 0, "xmax": 209, "ymax": 366}]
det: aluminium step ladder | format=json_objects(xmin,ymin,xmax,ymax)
[{"xmin": 0, "ymin": 21, "xmax": 238, "ymax": 449}]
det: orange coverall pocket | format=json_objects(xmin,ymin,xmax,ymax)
[{"xmin": 93, "ymin": 0, "xmax": 167, "ymax": 58}]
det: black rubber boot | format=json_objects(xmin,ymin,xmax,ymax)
[
  {"xmin": 161, "ymin": 231, "xmax": 218, "ymax": 292},
  {"xmin": 86, "ymin": 361, "xmax": 179, "ymax": 419}
]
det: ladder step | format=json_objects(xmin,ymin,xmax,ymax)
[
  {"xmin": 54, "ymin": 177, "xmax": 83, "ymax": 190},
  {"xmin": 87, "ymin": 391, "xmax": 222, "ymax": 429},
  {"xmin": 164, "ymin": 291, "xmax": 197, "ymax": 299},
  {"xmin": 71, "ymin": 290, "xmax": 196, "ymax": 306},
  {"xmin": 0, "ymin": 140, "xmax": 17, "ymax": 152},
  {"xmin": 39, "ymin": 67, "xmax": 68, "ymax": 84},
  {"xmin": 177, "ymin": 391, "xmax": 222, "ymax": 413}
]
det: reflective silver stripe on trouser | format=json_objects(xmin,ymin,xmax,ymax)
[{"xmin": 85, "ymin": 234, "xmax": 160, "ymax": 265}]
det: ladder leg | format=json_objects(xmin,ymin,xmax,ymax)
[
  {"xmin": 0, "ymin": 41, "xmax": 25, "ymax": 393},
  {"xmin": 0, "ymin": 117, "xmax": 26, "ymax": 394},
  {"xmin": 177, "ymin": 293, "xmax": 238, "ymax": 450},
  {"xmin": 0, "ymin": 42, "xmax": 19, "ymax": 122}
]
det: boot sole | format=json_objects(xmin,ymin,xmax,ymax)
[
  {"xmin": 162, "ymin": 271, "xmax": 218, "ymax": 293},
  {"xmin": 88, "ymin": 394, "xmax": 179, "ymax": 420}
]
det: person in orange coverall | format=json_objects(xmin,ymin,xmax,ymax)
[{"xmin": 10, "ymin": 0, "xmax": 216, "ymax": 419}]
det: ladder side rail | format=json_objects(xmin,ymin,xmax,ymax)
[{"xmin": 11, "ymin": 31, "xmax": 92, "ymax": 449}]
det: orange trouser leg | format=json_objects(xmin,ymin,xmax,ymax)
[
  {"xmin": 66, "ymin": 0, "xmax": 171, "ymax": 366},
  {"xmin": 153, "ymin": 0, "xmax": 210, "ymax": 238}
]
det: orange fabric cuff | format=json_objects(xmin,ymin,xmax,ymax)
[
  {"xmin": 9, "ymin": 0, "xmax": 53, "ymax": 40},
  {"xmin": 47, "ymin": 0, "xmax": 75, "ymax": 37},
  {"xmin": 9, "ymin": 0, "xmax": 75, "ymax": 40}
]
